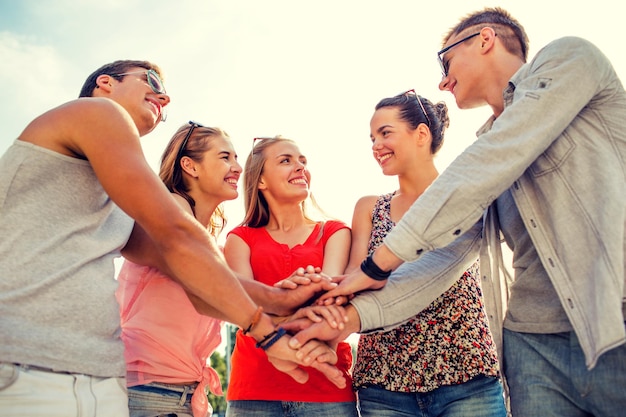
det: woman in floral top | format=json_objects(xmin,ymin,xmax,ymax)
[{"xmin": 346, "ymin": 91, "xmax": 506, "ymax": 416}]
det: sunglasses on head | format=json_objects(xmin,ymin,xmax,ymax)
[
  {"xmin": 252, "ymin": 136, "xmax": 275, "ymax": 147},
  {"xmin": 176, "ymin": 121, "xmax": 204, "ymax": 164},
  {"xmin": 398, "ymin": 89, "xmax": 431, "ymax": 127}
]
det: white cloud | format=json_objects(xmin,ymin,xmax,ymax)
[
  {"xmin": 0, "ymin": 32, "xmax": 76, "ymax": 147},
  {"xmin": 1, "ymin": 0, "xmax": 624, "ymax": 229}
]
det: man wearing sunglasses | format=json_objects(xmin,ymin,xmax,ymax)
[
  {"xmin": 0, "ymin": 60, "xmax": 345, "ymax": 416},
  {"xmin": 294, "ymin": 7, "xmax": 626, "ymax": 417}
]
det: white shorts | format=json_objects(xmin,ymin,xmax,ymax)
[{"xmin": 0, "ymin": 362, "xmax": 129, "ymax": 417}]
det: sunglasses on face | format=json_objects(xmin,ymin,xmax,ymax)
[
  {"xmin": 113, "ymin": 69, "xmax": 167, "ymax": 121},
  {"xmin": 398, "ymin": 89, "xmax": 431, "ymax": 127},
  {"xmin": 113, "ymin": 69, "xmax": 167, "ymax": 95},
  {"xmin": 437, "ymin": 32, "xmax": 480, "ymax": 77}
]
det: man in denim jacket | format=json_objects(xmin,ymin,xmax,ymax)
[{"xmin": 296, "ymin": 7, "xmax": 625, "ymax": 417}]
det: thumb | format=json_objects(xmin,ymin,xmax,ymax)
[
  {"xmin": 280, "ymin": 318, "xmax": 311, "ymax": 334},
  {"xmin": 288, "ymin": 327, "xmax": 316, "ymax": 349},
  {"xmin": 284, "ymin": 367, "xmax": 310, "ymax": 384},
  {"xmin": 309, "ymin": 362, "xmax": 346, "ymax": 389}
]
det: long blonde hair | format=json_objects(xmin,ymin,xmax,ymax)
[{"xmin": 241, "ymin": 136, "xmax": 325, "ymax": 228}]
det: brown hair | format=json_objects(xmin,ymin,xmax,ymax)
[
  {"xmin": 78, "ymin": 59, "xmax": 163, "ymax": 98},
  {"xmin": 159, "ymin": 122, "xmax": 230, "ymax": 236},
  {"xmin": 375, "ymin": 93, "xmax": 450, "ymax": 155},
  {"xmin": 241, "ymin": 136, "xmax": 326, "ymax": 228},
  {"xmin": 443, "ymin": 7, "xmax": 529, "ymax": 62}
]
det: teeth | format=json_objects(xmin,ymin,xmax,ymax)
[
  {"xmin": 378, "ymin": 153, "xmax": 392, "ymax": 162},
  {"xmin": 290, "ymin": 179, "xmax": 307, "ymax": 184}
]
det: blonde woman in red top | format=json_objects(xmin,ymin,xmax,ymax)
[{"xmin": 224, "ymin": 136, "xmax": 357, "ymax": 417}]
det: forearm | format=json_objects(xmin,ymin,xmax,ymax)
[
  {"xmin": 186, "ymin": 291, "xmax": 228, "ymax": 320},
  {"xmin": 154, "ymin": 222, "xmax": 259, "ymax": 329},
  {"xmin": 343, "ymin": 304, "xmax": 362, "ymax": 335},
  {"xmin": 240, "ymin": 279, "xmax": 293, "ymax": 316},
  {"xmin": 371, "ymin": 244, "xmax": 404, "ymax": 272},
  {"xmin": 353, "ymin": 220, "xmax": 482, "ymax": 332}
]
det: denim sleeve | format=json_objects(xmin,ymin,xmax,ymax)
[
  {"xmin": 384, "ymin": 37, "xmax": 613, "ymax": 262},
  {"xmin": 352, "ymin": 219, "xmax": 482, "ymax": 332}
]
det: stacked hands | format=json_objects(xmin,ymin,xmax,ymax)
[{"xmin": 261, "ymin": 264, "xmax": 388, "ymax": 389}]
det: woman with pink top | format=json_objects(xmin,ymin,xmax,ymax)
[{"xmin": 116, "ymin": 121, "xmax": 241, "ymax": 417}]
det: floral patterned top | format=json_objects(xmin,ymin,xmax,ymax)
[{"xmin": 353, "ymin": 192, "xmax": 500, "ymax": 393}]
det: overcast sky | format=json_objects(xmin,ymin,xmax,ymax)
[{"xmin": 1, "ymin": 0, "xmax": 624, "ymax": 234}]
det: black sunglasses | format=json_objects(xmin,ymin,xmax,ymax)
[
  {"xmin": 176, "ymin": 121, "xmax": 204, "ymax": 165},
  {"xmin": 437, "ymin": 32, "xmax": 480, "ymax": 77}
]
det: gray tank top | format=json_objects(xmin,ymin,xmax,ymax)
[{"xmin": 0, "ymin": 140, "xmax": 134, "ymax": 377}]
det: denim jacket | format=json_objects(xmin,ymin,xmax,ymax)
[{"xmin": 352, "ymin": 37, "xmax": 626, "ymax": 369}]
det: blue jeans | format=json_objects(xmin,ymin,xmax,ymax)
[
  {"xmin": 128, "ymin": 382, "xmax": 202, "ymax": 417},
  {"xmin": 356, "ymin": 375, "xmax": 506, "ymax": 417},
  {"xmin": 0, "ymin": 362, "xmax": 129, "ymax": 417},
  {"xmin": 226, "ymin": 400, "xmax": 358, "ymax": 417},
  {"xmin": 503, "ymin": 328, "xmax": 626, "ymax": 417}
]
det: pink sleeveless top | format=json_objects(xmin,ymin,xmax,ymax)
[{"xmin": 116, "ymin": 261, "xmax": 223, "ymax": 417}]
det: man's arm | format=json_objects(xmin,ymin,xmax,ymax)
[
  {"xmin": 353, "ymin": 219, "xmax": 482, "ymax": 332},
  {"xmin": 286, "ymin": 304, "xmax": 361, "ymax": 349},
  {"xmin": 223, "ymin": 233, "xmax": 339, "ymax": 316},
  {"xmin": 294, "ymin": 220, "xmax": 483, "ymax": 345},
  {"xmin": 384, "ymin": 38, "xmax": 609, "ymax": 265},
  {"xmin": 123, "ymin": 222, "xmax": 337, "ymax": 317},
  {"xmin": 39, "ymin": 98, "xmax": 342, "ymax": 384}
]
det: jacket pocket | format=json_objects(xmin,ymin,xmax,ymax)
[{"xmin": 528, "ymin": 132, "xmax": 574, "ymax": 177}]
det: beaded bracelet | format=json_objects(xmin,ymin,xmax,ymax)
[
  {"xmin": 257, "ymin": 327, "xmax": 287, "ymax": 351},
  {"xmin": 360, "ymin": 253, "xmax": 392, "ymax": 281},
  {"xmin": 242, "ymin": 306, "xmax": 263, "ymax": 335}
]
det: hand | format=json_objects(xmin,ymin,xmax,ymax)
[
  {"xmin": 269, "ymin": 267, "xmax": 338, "ymax": 315},
  {"xmin": 264, "ymin": 335, "xmax": 346, "ymax": 389},
  {"xmin": 288, "ymin": 304, "xmax": 348, "ymax": 332},
  {"xmin": 295, "ymin": 338, "xmax": 339, "ymax": 366},
  {"xmin": 286, "ymin": 304, "xmax": 360, "ymax": 351},
  {"xmin": 314, "ymin": 275, "xmax": 352, "ymax": 306},
  {"xmin": 274, "ymin": 265, "xmax": 331, "ymax": 289},
  {"xmin": 316, "ymin": 267, "xmax": 387, "ymax": 305},
  {"xmin": 282, "ymin": 315, "xmax": 349, "ymax": 350}
]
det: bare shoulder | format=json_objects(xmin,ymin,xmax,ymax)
[
  {"xmin": 353, "ymin": 195, "xmax": 378, "ymax": 214},
  {"xmin": 18, "ymin": 98, "xmax": 137, "ymax": 158}
]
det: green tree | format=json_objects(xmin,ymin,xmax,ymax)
[{"xmin": 207, "ymin": 350, "xmax": 228, "ymax": 416}]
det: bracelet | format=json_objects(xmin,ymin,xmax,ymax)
[
  {"xmin": 257, "ymin": 327, "xmax": 287, "ymax": 351},
  {"xmin": 242, "ymin": 306, "xmax": 263, "ymax": 335},
  {"xmin": 360, "ymin": 253, "xmax": 392, "ymax": 281},
  {"xmin": 255, "ymin": 329, "xmax": 278, "ymax": 348}
]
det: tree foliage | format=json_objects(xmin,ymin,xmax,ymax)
[{"xmin": 207, "ymin": 350, "xmax": 228, "ymax": 416}]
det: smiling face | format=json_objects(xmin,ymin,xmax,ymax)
[
  {"xmin": 191, "ymin": 135, "xmax": 242, "ymax": 204},
  {"xmin": 258, "ymin": 140, "xmax": 311, "ymax": 204},
  {"xmin": 97, "ymin": 66, "xmax": 171, "ymax": 135},
  {"xmin": 370, "ymin": 106, "xmax": 423, "ymax": 176},
  {"xmin": 437, "ymin": 31, "xmax": 487, "ymax": 110}
]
